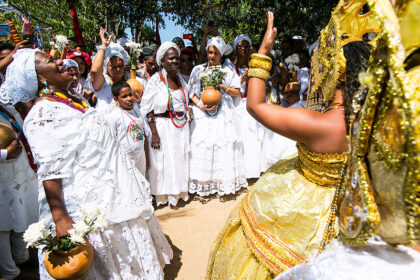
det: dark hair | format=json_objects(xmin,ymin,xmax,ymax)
[
  {"xmin": 297, "ymin": 50, "xmax": 311, "ymax": 68},
  {"xmin": 342, "ymin": 41, "xmax": 372, "ymax": 134},
  {"xmin": 111, "ymin": 81, "xmax": 131, "ymax": 98},
  {"xmin": 281, "ymin": 36, "xmax": 294, "ymax": 46},
  {"xmin": 0, "ymin": 43, "xmax": 14, "ymax": 53}
]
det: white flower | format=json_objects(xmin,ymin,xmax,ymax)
[
  {"xmin": 23, "ymin": 219, "xmax": 50, "ymax": 247},
  {"xmin": 68, "ymin": 229, "xmax": 86, "ymax": 244},
  {"xmin": 199, "ymin": 72, "xmax": 208, "ymax": 79},
  {"xmin": 81, "ymin": 203, "xmax": 100, "ymax": 220},
  {"xmin": 93, "ymin": 215, "xmax": 108, "ymax": 231},
  {"xmin": 50, "ymin": 35, "xmax": 69, "ymax": 51},
  {"xmin": 73, "ymin": 220, "xmax": 90, "ymax": 236}
]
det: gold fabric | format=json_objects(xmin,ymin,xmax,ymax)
[{"xmin": 207, "ymin": 145, "xmax": 346, "ymax": 279}]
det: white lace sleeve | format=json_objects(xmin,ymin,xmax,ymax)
[
  {"xmin": 23, "ymin": 101, "xmax": 84, "ymax": 182},
  {"xmin": 187, "ymin": 65, "xmax": 203, "ymax": 99},
  {"xmin": 225, "ymin": 66, "xmax": 241, "ymax": 89}
]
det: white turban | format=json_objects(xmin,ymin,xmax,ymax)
[
  {"xmin": 0, "ymin": 48, "xmax": 40, "ymax": 105},
  {"xmin": 206, "ymin": 36, "xmax": 228, "ymax": 56},
  {"xmin": 62, "ymin": 59, "xmax": 79, "ymax": 70},
  {"xmin": 156, "ymin": 42, "xmax": 180, "ymax": 67},
  {"xmin": 225, "ymin": 44, "xmax": 233, "ymax": 56},
  {"xmin": 117, "ymin": 37, "xmax": 131, "ymax": 47},
  {"xmin": 99, "ymin": 42, "xmax": 130, "ymax": 70},
  {"xmin": 233, "ymin": 34, "xmax": 252, "ymax": 50}
]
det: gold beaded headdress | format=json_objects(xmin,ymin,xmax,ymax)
[
  {"xmin": 307, "ymin": 0, "xmax": 381, "ymax": 111},
  {"xmin": 338, "ymin": 0, "xmax": 420, "ymax": 247}
]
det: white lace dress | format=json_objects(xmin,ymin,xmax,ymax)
[
  {"xmin": 140, "ymin": 71, "xmax": 190, "ymax": 206},
  {"xmin": 23, "ymin": 100, "xmax": 172, "ymax": 280},
  {"xmin": 0, "ymin": 105, "xmax": 38, "ymax": 233},
  {"xmin": 188, "ymin": 63, "xmax": 247, "ymax": 196},
  {"xmin": 275, "ymin": 238, "xmax": 420, "ymax": 280},
  {"xmin": 234, "ymin": 65, "xmax": 266, "ymax": 178}
]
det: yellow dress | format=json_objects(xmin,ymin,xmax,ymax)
[{"xmin": 206, "ymin": 143, "xmax": 346, "ymax": 279}]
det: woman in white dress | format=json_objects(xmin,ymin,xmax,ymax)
[
  {"xmin": 0, "ymin": 103, "xmax": 38, "ymax": 279},
  {"xmin": 86, "ymin": 27, "xmax": 129, "ymax": 109},
  {"xmin": 233, "ymin": 34, "xmax": 266, "ymax": 179},
  {"xmin": 140, "ymin": 42, "xmax": 190, "ymax": 207},
  {"xmin": 188, "ymin": 37, "xmax": 247, "ymax": 198},
  {"xmin": 0, "ymin": 49, "xmax": 172, "ymax": 279}
]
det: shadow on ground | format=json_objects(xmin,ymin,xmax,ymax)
[{"xmin": 163, "ymin": 235, "xmax": 183, "ymax": 280}]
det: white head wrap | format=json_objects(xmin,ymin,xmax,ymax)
[
  {"xmin": 225, "ymin": 44, "xmax": 233, "ymax": 56},
  {"xmin": 292, "ymin": 35, "xmax": 303, "ymax": 40},
  {"xmin": 206, "ymin": 37, "xmax": 228, "ymax": 56},
  {"xmin": 233, "ymin": 34, "xmax": 252, "ymax": 50},
  {"xmin": 155, "ymin": 42, "xmax": 180, "ymax": 67},
  {"xmin": 99, "ymin": 42, "xmax": 130, "ymax": 70},
  {"xmin": 0, "ymin": 48, "xmax": 40, "ymax": 105},
  {"xmin": 62, "ymin": 59, "xmax": 79, "ymax": 70},
  {"xmin": 117, "ymin": 37, "xmax": 131, "ymax": 47}
]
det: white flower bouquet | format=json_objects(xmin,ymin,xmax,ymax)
[
  {"xmin": 284, "ymin": 53, "xmax": 300, "ymax": 73},
  {"xmin": 24, "ymin": 203, "xmax": 108, "ymax": 252},
  {"xmin": 200, "ymin": 65, "xmax": 228, "ymax": 87},
  {"xmin": 49, "ymin": 35, "xmax": 69, "ymax": 52},
  {"xmin": 126, "ymin": 41, "xmax": 143, "ymax": 70}
]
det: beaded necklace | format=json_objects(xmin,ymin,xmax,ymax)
[
  {"xmin": 159, "ymin": 72, "xmax": 188, "ymax": 129},
  {"xmin": 47, "ymin": 92, "xmax": 88, "ymax": 113}
]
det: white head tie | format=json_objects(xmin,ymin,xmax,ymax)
[
  {"xmin": 62, "ymin": 59, "xmax": 79, "ymax": 70},
  {"xmin": 117, "ymin": 37, "xmax": 131, "ymax": 47},
  {"xmin": 99, "ymin": 42, "xmax": 129, "ymax": 70},
  {"xmin": 156, "ymin": 42, "xmax": 180, "ymax": 67},
  {"xmin": 0, "ymin": 48, "xmax": 40, "ymax": 105},
  {"xmin": 206, "ymin": 37, "xmax": 228, "ymax": 56},
  {"xmin": 233, "ymin": 34, "xmax": 252, "ymax": 50}
]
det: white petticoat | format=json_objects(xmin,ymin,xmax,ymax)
[
  {"xmin": 276, "ymin": 238, "xmax": 420, "ymax": 280},
  {"xmin": 189, "ymin": 94, "xmax": 247, "ymax": 197},
  {"xmin": 38, "ymin": 214, "xmax": 173, "ymax": 280}
]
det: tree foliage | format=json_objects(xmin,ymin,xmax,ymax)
[
  {"xmin": 161, "ymin": 0, "xmax": 339, "ymax": 46},
  {"xmin": 1, "ymin": 0, "xmax": 339, "ymax": 50}
]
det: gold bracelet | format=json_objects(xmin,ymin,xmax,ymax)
[
  {"xmin": 248, "ymin": 67, "xmax": 270, "ymax": 81},
  {"xmin": 249, "ymin": 58, "xmax": 272, "ymax": 72},
  {"xmin": 251, "ymin": 53, "xmax": 272, "ymax": 63}
]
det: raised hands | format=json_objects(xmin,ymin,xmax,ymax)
[{"xmin": 258, "ymin": 11, "xmax": 277, "ymax": 55}]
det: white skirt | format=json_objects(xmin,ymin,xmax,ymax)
[
  {"xmin": 189, "ymin": 95, "xmax": 247, "ymax": 197},
  {"xmin": 38, "ymin": 214, "xmax": 173, "ymax": 280},
  {"xmin": 276, "ymin": 238, "xmax": 420, "ymax": 280},
  {"xmin": 147, "ymin": 117, "xmax": 190, "ymax": 206}
]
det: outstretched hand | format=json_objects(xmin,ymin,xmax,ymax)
[
  {"xmin": 99, "ymin": 27, "xmax": 112, "ymax": 47},
  {"xmin": 258, "ymin": 11, "xmax": 277, "ymax": 55}
]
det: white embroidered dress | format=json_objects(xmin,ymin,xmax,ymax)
[
  {"xmin": 24, "ymin": 100, "xmax": 172, "ymax": 280},
  {"xmin": 140, "ymin": 71, "xmax": 190, "ymax": 206},
  {"xmin": 188, "ymin": 63, "xmax": 247, "ymax": 196}
]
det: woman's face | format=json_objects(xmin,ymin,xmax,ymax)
[
  {"xmin": 67, "ymin": 67, "xmax": 80, "ymax": 89},
  {"xmin": 162, "ymin": 48, "xmax": 180, "ymax": 73},
  {"xmin": 73, "ymin": 56, "xmax": 86, "ymax": 76},
  {"xmin": 207, "ymin": 45, "xmax": 221, "ymax": 66},
  {"xmin": 180, "ymin": 53, "xmax": 193, "ymax": 72},
  {"xmin": 236, "ymin": 40, "xmax": 250, "ymax": 58},
  {"xmin": 107, "ymin": 56, "xmax": 125, "ymax": 81},
  {"xmin": 35, "ymin": 52, "xmax": 73, "ymax": 91},
  {"xmin": 145, "ymin": 57, "xmax": 157, "ymax": 75},
  {"xmin": 115, "ymin": 86, "xmax": 135, "ymax": 110}
]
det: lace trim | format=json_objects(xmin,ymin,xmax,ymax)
[{"xmin": 189, "ymin": 178, "xmax": 248, "ymax": 197}]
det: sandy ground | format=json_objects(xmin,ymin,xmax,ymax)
[{"xmin": 157, "ymin": 188, "xmax": 251, "ymax": 280}]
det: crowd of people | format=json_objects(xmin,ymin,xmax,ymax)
[{"xmin": 0, "ymin": 0, "xmax": 419, "ymax": 279}]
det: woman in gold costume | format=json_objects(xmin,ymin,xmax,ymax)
[{"xmin": 206, "ymin": 1, "xmax": 381, "ymax": 279}]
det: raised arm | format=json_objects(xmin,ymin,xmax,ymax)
[
  {"xmin": 90, "ymin": 28, "xmax": 112, "ymax": 92},
  {"xmin": 246, "ymin": 12, "xmax": 346, "ymax": 153}
]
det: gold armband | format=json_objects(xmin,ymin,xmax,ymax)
[
  {"xmin": 248, "ymin": 67, "xmax": 270, "ymax": 81},
  {"xmin": 250, "ymin": 53, "xmax": 272, "ymax": 63}
]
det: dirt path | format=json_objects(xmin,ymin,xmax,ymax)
[{"xmin": 156, "ymin": 190, "xmax": 249, "ymax": 280}]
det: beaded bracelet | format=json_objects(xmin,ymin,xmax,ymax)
[
  {"xmin": 249, "ymin": 58, "xmax": 272, "ymax": 72},
  {"xmin": 248, "ymin": 67, "xmax": 270, "ymax": 81},
  {"xmin": 251, "ymin": 53, "xmax": 272, "ymax": 63}
]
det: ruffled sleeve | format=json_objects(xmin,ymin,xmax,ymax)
[
  {"xmin": 23, "ymin": 101, "xmax": 83, "ymax": 182},
  {"xmin": 224, "ymin": 66, "xmax": 241, "ymax": 89},
  {"xmin": 140, "ymin": 73, "xmax": 168, "ymax": 115},
  {"xmin": 188, "ymin": 64, "xmax": 204, "ymax": 99}
]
